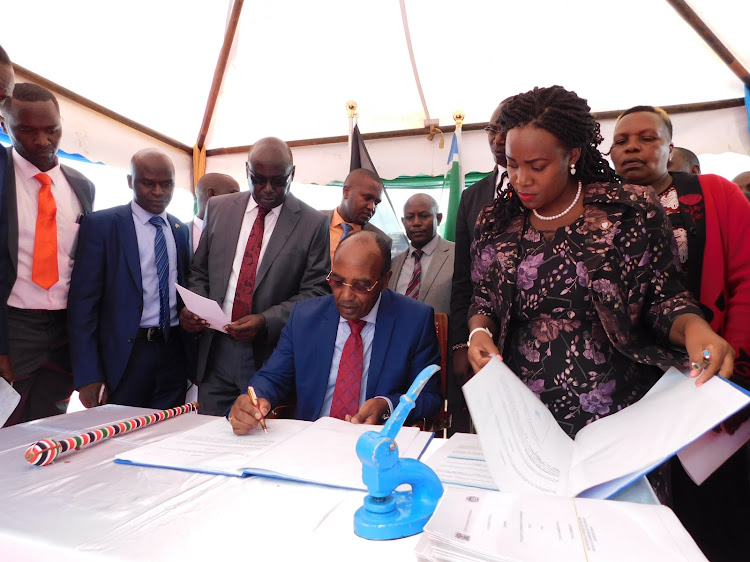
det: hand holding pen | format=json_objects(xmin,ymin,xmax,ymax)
[
  {"xmin": 248, "ymin": 386, "xmax": 268, "ymax": 433},
  {"xmin": 227, "ymin": 386, "xmax": 271, "ymax": 435}
]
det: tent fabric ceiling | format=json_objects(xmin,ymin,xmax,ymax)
[{"xmin": 2, "ymin": 0, "xmax": 748, "ymax": 184}]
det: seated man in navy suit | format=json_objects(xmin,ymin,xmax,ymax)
[
  {"xmin": 68, "ymin": 149, "xmax": 193, "ymax": 409},
  {"xmin": 229, "ymin": 230, "xmax": 441, "ymax": 433}
]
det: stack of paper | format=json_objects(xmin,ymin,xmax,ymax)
[
  {"xmin": 416, "ymin": 487, "xmax": 708, "ymax": 561},
  {"xmin": 461, "ymin": 359, "xmax": 750, "ymax": 498},
  {"xmin": 115, "ymin": 416, "xmax": 433, "ymax": 491}
]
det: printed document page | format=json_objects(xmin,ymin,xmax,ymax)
[
  {"xmin": 116, "ymin": 416, "xmax": 431, "ymax": 490},
  {"xmin": 0, "ymin": 378, "xmax": 20, "ymax": 427},
  {"xmin": 463, "ymin": 359, "xmax": 750, "ymax": 498},
  {"xmin": 421, "ymin": 487, "xmax": 707, "ymax": 561},
  {"xmin": 423, "ymin": 433, "xmax": 499, "ymax": 490},
  {"xmin": 463, "ymin": 358, "xmax": 574, "ymax": 495}
]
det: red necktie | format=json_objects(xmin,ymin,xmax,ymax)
[
  {"xmin": 32, "ymin": 173, "xmax": 59, "ymax": 289},
  {"xmin": 405, "ymin": 249, "xmax": 423, "ymax": 299},
  {"xmin": 231, "ymin": 206, "xmax": 271, "ymax": 321},
  {"xmin": 329, "ymin": 319, "xmax": 367, "ymax": 419}
]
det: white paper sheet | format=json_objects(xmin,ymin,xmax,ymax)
[
  {"xmin": 678, "ymin": 418, "xmax": 750, "ymax": 485},
  {"xmin": 420, "ymin": 487, "xmax": 708, "ymax": 562},
  {"xmin": 176, "ymin": 284, "xmax": 229, "ymax": 333},
  {"xmin": 0, "ymin": 378, "xmax": 20, "ymax": 426},
  {"xmin": 115, "ymin": 416, "xmax": 433, "ymax": 490},
  {"xmin": 463, "ymin": 358, "xmax": 750, "ymax": 498}
]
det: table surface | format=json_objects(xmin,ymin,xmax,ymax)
[{"xmin": 0, "ymin": 405, "xmax": 657, "ymax": 561}]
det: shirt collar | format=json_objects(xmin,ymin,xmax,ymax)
[
  {"xmin": 332, "ymin": 207, "xmax": 362, "ymax": 232},
  {"xmin": 193, "ymin": 215, "xmax": 204, "ymax": 230},
  {"xmin": 410, "ymin": 234, "xmax": 440, "ymax": 257},
  {"xmin": 246, "ymin": 195, "xmax": 283, "ymax": 218},
  {"xmin": 338, "ymin": 292, "xmax": 382, "ymax": 326},
  {"xmin": 12, "ymin": 148, "xmax": 63, "ymax": 187},
  {"xmin": 131, "ymin": 200, "xmax": 169, "ymax": 226}
]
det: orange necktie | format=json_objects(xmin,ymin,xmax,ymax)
[{"xmin": 32, "ymin": 172, "xmax": 59, "ymax": 289}]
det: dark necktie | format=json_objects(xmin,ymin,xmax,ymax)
[
  {"xmin": 32, "ymin": 173, "xmax": 58, "ymax": 289},
  {"xmin": 339, "ymin": 222, "xmax": 353, "ymax": 242},
  {"xmin": 329, "ymin": 319, "xmax": 367, "ymax": 419},
  {"xmin": 232, "ymin": 207, "xmax": 271, "ymax": 321},
  {"xmin": 405, "ymin": 249, "xmax": 423, "ymax": 299},
  {"xmin": 148, "ymin": 216, "xmax": 170, "ymax": 339}
]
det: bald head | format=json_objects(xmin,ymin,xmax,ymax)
[
  {"xmin": 733, "ymin": 172, "xmax": 750, "ymax": 195},
  {"xmin": 195, "ymin": 173, "xmax": 240, "ymax": 218},
  {"xmin": 246, "ymin": 137, "xmax": 295, "ymax": 209},
  {"xmin": 668, "ymin": 147, "xmax": 701, "ymax": 175},
  {"xmin": 128, "ymin": 149, "xmax": 176, "ymax": 215}
]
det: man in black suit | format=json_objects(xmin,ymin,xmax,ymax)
[
  {"xmin": 0, "ymin": 83, "xmax": 96, "ymax": 425},
  {"xmin": 448, "ymin": 101, "xmax": 507, "ymax": 432}
]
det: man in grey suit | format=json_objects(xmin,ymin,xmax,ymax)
[
  {"xmin": 389, "ymin": 194, "xmax": 454, "ymax": 314},
  {"xmin": 0, "ymin": 83, "xmax": 96, "ymax": 425},
  {"xmin": 180, "ymin": 137, "xmax": 331, "ymax": 415},
  {"xmin": 322, "ymin": 168, "xmax": 390, "ymax": 264}
]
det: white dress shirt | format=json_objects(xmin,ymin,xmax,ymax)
[
  {"xmin": 395, "ymin": 234, "xmax": 440, "ymax": 295},
  {"xmin": 131, "ymin": 201, "xmax": 178, "ymax": 328},
  {"xmin": 319, "ymin": 295, "xmax": 386, "ymax": 418},
  {"xmin": 191, "ymin": 215, "xmax": 204, "ymax": 253},
  {"xmin": 221, "ymin": 197, "xmax": 283, "ymax": 318},
  {"xmin": 7, "ymin": 150, "xmax": 83, "ymax": 310}
]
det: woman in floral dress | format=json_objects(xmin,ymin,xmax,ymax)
[
  {"xmin": 610, "ymin": 106, "xmax": 750, "ymax": 562},
  {"xmin": 466, "ymin": 86, "xmax": 734, "ymax": 439}
]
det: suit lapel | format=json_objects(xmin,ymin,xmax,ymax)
[
  {"xmin": 367, "ymin": 290, "xmax": 396, "ymax": 397},
  {"xmin": 61, "ymin": 166, "xmax": 93, "ymax": 214},
  {"xmin": 116, "ymin": 205, "xmax": 143, "ymax": 292},
  {"xmin": 255, "ymin": 194, "xmax": 300, "ymax": 289},
  {"xmin": 5, "ymin": 150, "xmax": 19, "ymax": 271},
  {"xmin": 389, "ymin": 252, "xmax": 406, "ymax": 290},
  {"xmin": 419, "ymin": 239, "xmax": 449, "ymax": 300},
  {"xmin": 314, "ymin": 299, "xmax": 341, "ymax": 412},
  {"xmin": 167, "ymin": 214, "xmax": 189, "ymax": 286},
  {"xmin": 219, "ymin": 192, "xmax": 250, "ymax": 295}
]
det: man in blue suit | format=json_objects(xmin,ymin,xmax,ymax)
[
  {"xmin": 229, "ymin": 230, "xmax": 441, "ymax": 432},
  {"xmin": 68, "ymin": 149, "xmax": 192, "ymax": 409}
]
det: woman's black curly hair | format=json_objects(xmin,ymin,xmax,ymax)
[{"xmin": 477, "ymin": 86, "xmax": 619, "ymax": 239}]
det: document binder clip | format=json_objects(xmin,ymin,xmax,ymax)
[{"xmin": 354, "ymin": 364, "xmax": 444, "ymax": 540}]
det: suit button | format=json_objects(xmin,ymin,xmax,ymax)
[
  {"xmin": 128, "ymin": 337, "xmax": 134, "ymax": 343},
  {"xmin": 138, "ymin": 305, "xmax": 143, "ymax": 313}
]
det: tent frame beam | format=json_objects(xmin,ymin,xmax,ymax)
[
  {"xmin": 205, "ymin": 97, "xmax": 745, "ymax": 157},
  {"xmin": 196, "ymin": 0, "xmax": 245, "ymax": 150},
  {"xmin": 12, "ymin": 64, "xmax": 192, "ymax": 155},
  {"xmin": 666, "ymin": 0, "xmax": 750, "ymax": 87}
]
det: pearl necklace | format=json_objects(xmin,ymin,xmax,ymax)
[{"xmin": 532, "ymin": 181, "xmax": 583, "ymax": 221}]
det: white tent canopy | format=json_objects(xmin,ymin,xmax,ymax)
[{"xmin": 2, "ymin": 0, "xmax": 749, "ymax": 191}]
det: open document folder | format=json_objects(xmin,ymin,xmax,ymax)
[
  {"xmin": 416, "ymin": 487, "xmax": 708, "ymax": 562},
  {"xmin": 115, "ymin": 416, "xmax": 433, "ymax": 491},
  {"xmin": 463, "ymin": 358, "xmax": 750, "ymax": 499}
]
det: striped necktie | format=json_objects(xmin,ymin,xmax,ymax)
[
  {"xmin": 339, "ymin": 222, "xmax": 353, "ymax": 242},
  {"xmin": 330, "ymin": 319, "xmax": 367, "ymax": 419},
  {"xmin": 405, "ymin": 249, "xmax": 423, "ymax": 299},
  {"xmin": 148, "ymin": 216, "xmax": 170, "ymax": 340}
]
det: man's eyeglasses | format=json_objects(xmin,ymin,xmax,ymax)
[
  {"xmin": 249, "ymin": 172, "xmax": 292, "ymax": 189},
  {"xmin": 326, "ymin": 271, "xmax": 380, "ymax": 294},
  {"xmin": 484, "ymin": 125, "xmax": 502, "ymax": 136}
]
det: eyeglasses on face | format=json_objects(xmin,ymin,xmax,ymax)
[
  {"xmin": 249, "ymin": 172, "xmax": 292, "ymax": 189},
  {"xmin": 326, "ymin": 271, "xmax": 380, "ymax": 294},
  {"xmin": 484, "ymin": 125, "xmax": 502, "ymax": 136}
]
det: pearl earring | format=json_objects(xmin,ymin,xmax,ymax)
[{"xmin": 570, "ymin": 163, "xmax": 576, "ymax": 176}]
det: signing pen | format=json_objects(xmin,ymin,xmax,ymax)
[{"xmin": 248, "ymin": 386, "xmax": 268, "ymax": 433}]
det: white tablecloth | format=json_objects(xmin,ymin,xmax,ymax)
[{"xmin": 0, "ymin": 405, "xmax": 657, "ymax": 561}]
